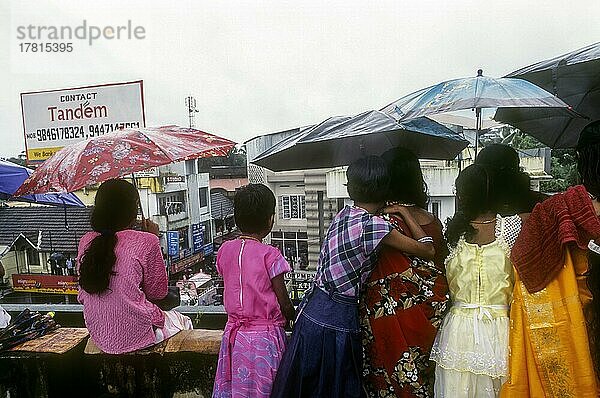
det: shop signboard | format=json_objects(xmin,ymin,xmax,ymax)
[
  {"xmin": 12, "ymin": 274, "xmax": 79, "ymax": 294},
  {"xmin": 202, "ymin": 243, "xmax": 214, "ymax": 256},
  {"xmin": 170, "ymin": 252, "xmax": 204, "ymax": 274},
  {"xmin": 167, "ymin": 230, "xmax": 180, "ymax": 257},
  {"xmin": 191, "ymin": 224, "xmax": 204, "ymax": 253}
]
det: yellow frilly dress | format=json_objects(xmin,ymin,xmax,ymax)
[{"xmin": 431, "ymin": 215, "xmax": 521, "ymax": 398}]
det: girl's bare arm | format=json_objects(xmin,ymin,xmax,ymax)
[
  {"xmin": 272, "ymin": 274, "xmax": 295, "ymax": 322},
  {"xmin": 381, "ymin": 205, "xmax": 435, "ymax": 260},
  {"xmin": 381, "ymin": 229, "xmax": 435, "ymax": 260}
]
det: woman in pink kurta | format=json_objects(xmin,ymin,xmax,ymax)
[
  {"xmin": 213, "ymin": 184, "xmax": 295, "ymax": 398},
  {"xmin": 77, "ymin": 179, "xmax": 192, "ymax": 354}
]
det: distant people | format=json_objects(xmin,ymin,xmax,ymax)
[
  {"xmin": 65, "ymin": 257, "xmax": 75, "ymax": 276},
  {"xmin": 48, "ymin": 254, "xmax": 62, "ymax": 275},
  {"xmin": 77, "ymin": 179, "xmax": 192, "ymax": 354},
  {"xmin": 431, "ymin": 164, "xmax": 527, "ymax": 397},
  {"xmin": 271, "ymin": 156, "xmax": 435, "ymax": 398},
  {"xmin": 213, "ymin": 184, "xmax": 295, "ymax": 398},
  {"xmin": 299, "ymin": 253, "xmax": 308, "ymax": 270},
  {"xmin": 361, "ymin": 147, "xmax": 449, "ymax": 397},
  {"xmin": 475, "ymin": 143, "xmax": 547, "ymax": 215},
  {"xmin": 502, "ymin": 121, "xmax": 600, "ymax": 396}
]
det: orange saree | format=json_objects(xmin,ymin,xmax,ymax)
[{"xmin": 501, "ymin": 247, "xmax": 598, "ymax": 397}]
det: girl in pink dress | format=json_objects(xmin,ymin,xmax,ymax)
[
  {"xmin": 77, "ymin": 179, "xmax": 192, "ymax": 354},
  {"xmin": 213, "ymin": 184, "xmax": 295, "ymax": 398}
]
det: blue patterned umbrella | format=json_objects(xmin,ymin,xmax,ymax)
[
  {"xmin": 253, "ymin": 110, "xmax": 468, "ymax": 172},
  {"xmin": 381, "ymin": 70, "xmax": 573, "ymax": 154}
]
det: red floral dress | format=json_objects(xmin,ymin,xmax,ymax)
[{"xmin": 360, "ymin": 214, "xmax": 449, "ymax": 398}]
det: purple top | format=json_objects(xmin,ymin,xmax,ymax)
[
  {"xmin": 314, "ymin": 206, "xmax": 392, "ymax": 297},
  {"xmin": 217, "ymin": 239, "xmax": 292, "ymax": 325},
  {"xmin": 77, "ymin": 230, "xmax": 168, "ymax": 354}
]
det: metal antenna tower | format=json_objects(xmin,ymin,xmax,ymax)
[{"xmin": 185, "ymin": 96, "xmax": 199, "ymax": 128}]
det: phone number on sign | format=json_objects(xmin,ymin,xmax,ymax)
[
  {"xmin": 19, "ymin": 42, "xmax": 74, "ymax": 53},
  {"xmin": 32, "ymin": 122, "xmax": 142, "ymax": 142}
]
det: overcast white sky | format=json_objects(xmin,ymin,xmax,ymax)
[{"xmin": 1, "ymin": 0, "xmax": 599, "ymax": 157}]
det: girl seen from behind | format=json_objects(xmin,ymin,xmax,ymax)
[
  {"xmin": 361, "ymin": 148, "xmax": 450, "ymax": 397},
  {"xmin": 271, "ymin": 156, "xmax": 436, "ymax": 398},
  {"xmin": 431, "ymin": 164, "xmax": 525, "ymax": 398},
  {"xmin": 502, "ymin": 121, "xmax": 600, "ymax": 397},
  {"xmin": 212, "ymin": 184, "xmax": 295, "ymax": 398},
  {"xmin": 78, "ymin": 179, "xmax": 192, "ymax": 354}
]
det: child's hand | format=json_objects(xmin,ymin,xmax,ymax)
[
  {"xmin": 382, "ymin": 204, "xmax": 412, "ymax": 219},
  {"xmin": 142, "ymin": 219, "xmax": 160, "ymax": 237}
]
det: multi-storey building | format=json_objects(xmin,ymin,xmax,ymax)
[
  {"xmin": 71, "ymin": 160, "xmax": 214, "ymax": 278},
  {"xmin": 245, "ymin": 129, "xmax": 341, "ymax": 270}
]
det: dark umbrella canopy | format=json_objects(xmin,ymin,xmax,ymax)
[
  {"xmin": 495, "ymin": 42, "xmax": 600, "ymax": 148},
  {"xmin": 253, "ymin": 110, "xmax": 468, "ymax": 172}
]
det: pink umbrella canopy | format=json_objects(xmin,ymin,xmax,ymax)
[{"xmin": 16, "ymin": 125, "xmax": 236, "ymax": 195}]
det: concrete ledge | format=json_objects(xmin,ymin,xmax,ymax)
[
  {"xmin": 0, "ymin": 328, "xmax": 223, "ymax": 397},
  {"xmin": 1, "ymin": 303, "xmax": 227, "ymax": 314},
  {"xmin": 84, "ymin": 329, "xmax": 223, "ymax": 355}
]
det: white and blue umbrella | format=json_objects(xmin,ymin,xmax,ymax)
[
  {"xmin": 495, "ymin": 42, "xmax": 600, "ymax": 148},
  {"xmin": 0, "ymin": 159, "xmax": 84, "ymax": 207},
  {"xmin": 381, "ymin": 70, "xmax": 574, "ymax": 154},
  {"xmin": 253, "ymin": 110, "xmax": 469, "ymax": 172}
]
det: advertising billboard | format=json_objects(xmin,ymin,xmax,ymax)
[
  {"xmin": 12, "ymin": 274, "xmax": 79, "ymax": 294},
  {"xmin": 21, "ymin": 80, "xmax": 145, "ymax": 162}
]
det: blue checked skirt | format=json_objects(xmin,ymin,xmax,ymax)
[{"xmin": 270, "ymin": 286, "xmax": 366, "ymax": 398}]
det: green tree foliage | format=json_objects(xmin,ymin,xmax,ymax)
[
  {"xmin": 486, "ymin": 127, "xmax": 577, "ymax": 194},
  {"xmin": 539, "ymin": 149, "xmax": 577, "ymax": 193}
]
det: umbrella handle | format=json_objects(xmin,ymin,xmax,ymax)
[{"xmin": 131, "ymin": 173, "xmax": 145, "ymax": 222}]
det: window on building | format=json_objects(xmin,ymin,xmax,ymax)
[
  {"xmin": 199, "ymin": 187, "xmax": 208, "ymax": 208},
  {"xmin": 270, "ymin": 231, "xmax": 309, "ymax": 269},
  {"xmin": 201, "ymin": 220, "xmax": 212, "ymax": 244},
  {"xmin": 158, "ymin": 191, "xmax": 186, "ymax": 215},
  {"xmin": 430, "ymin": 201, "xmax": 441, "ymax": 219},
  {"xmin": 185, "ymin": 160, "xmax": 196, "ymax": 175},
  {"xmin": 278, "ymin": 195, "xmax": 306, "ymax": 220},
  {"xmin": 26, "ymin": 248, "xmax": 40, "ymax": 266}
]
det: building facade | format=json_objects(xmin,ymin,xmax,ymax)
[
  {"xmin": 73, "ymin": 161, "xmax": 214, "ymax": 278},
  {"xmin": 246, "ymin": 130, "xmax": 340, "ymax": 270}
]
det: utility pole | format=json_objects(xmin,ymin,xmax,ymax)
[{"xmin": 185, "ymin": 96, "xmax": 199, "ymax": 128}]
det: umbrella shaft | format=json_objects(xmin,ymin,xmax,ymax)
[{"xmin": 475, "ymin": 108, "xmax": 482, "ymax": 159}]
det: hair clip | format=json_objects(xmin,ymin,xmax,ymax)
[{"xmin": 588, "ymin": 240, "xmax": 600, "ymax": 255}]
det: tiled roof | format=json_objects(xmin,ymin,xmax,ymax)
[
  {"xmin": 210, "ymin": 192, "xmax": 233, "ymax": 220},
  {"xmin": 0, "ymin": 206, "xmax": 92, "ymax": 254}
]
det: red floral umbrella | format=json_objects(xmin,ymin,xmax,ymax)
[{"xmin": 16, "ymin": 125, "xmax": 236, "ymax": 195}]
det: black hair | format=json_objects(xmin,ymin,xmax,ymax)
[
  {"xmin": 576, "ymin": 120, "xmax": 600, "ymax": 198},
  {"xmin": 587, "ymin": 246, "xmax": 600, "ymax": 369},
  {"xmin": 346, "ymin": 156, "xmax": 390, "ymax": 204},
  {"xmin": 475, "ymin": 144, "xmax": 531, "ymax": 214},
  {"xmin": 445, "ymin": 164, "xmax": 493, "ymax": 247},
  {"xmin": 579, "ymin": 121, "xmax": 600, "ymax": 369},
  {"xmin": 476, "ymin": 143, "xmax": 520, "ymax": 171},
  {"xmin": 381, "ymin": 147, "xmax": 428, "ymax": 209},
  {"xmin": 79, "ymin": 179, "xmax": 139, "ymax": 294},
  {"xmin": 234, "ymin": 184, "xmax": 276, "ymax": 235}
]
